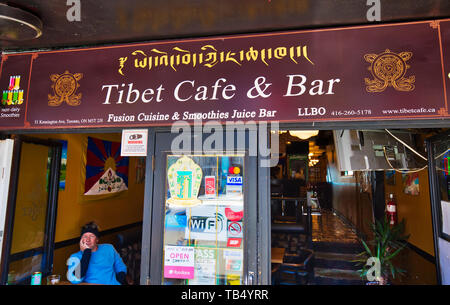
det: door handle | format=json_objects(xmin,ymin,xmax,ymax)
[{"xmin": 247, "ymin": 271, "xmax": 255, "ymax": 285}]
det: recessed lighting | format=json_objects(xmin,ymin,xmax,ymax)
[{"xmin": 289, "ymin": 130, "xmax": 319, "ymax": 140}]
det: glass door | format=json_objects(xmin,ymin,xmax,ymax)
[
  {"xmin": 0, "ymin": 136, "xmax": 61, "ymax": 285},
  {"xmin": 149, "ymin": 130, "xmax": 258, "ymax": 285},
  {"xmin": 427, "ymin": 130, "xmax": 450, "ymax": 285}
]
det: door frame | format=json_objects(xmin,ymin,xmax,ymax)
[
  {"xmin": 0, "ymin": 138, "xmax": 14, "ymax": 267},
  {"xmin": 426, "ymin": 129, "xmax": 450, "ymax": 285},
  {"xmin": 0, "ymin": 135, "xmax": 62, "ymax": 284},
  {"xmin": 146, "ymin": 128, "xmax": 260, "ymax": 285}
]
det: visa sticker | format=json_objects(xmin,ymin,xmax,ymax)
[{"xmin": 227, "ymin": 176, "xmax": 242, "ymax": 185}]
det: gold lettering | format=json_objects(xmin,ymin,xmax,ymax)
[
  {"xmin": 192, "ymin": 53, "xmax": 197, "ymax": 68},
  {"xmin": 182, "ymin": 54, "xmax": 190, "ymax": 65},
  {"xmin": 201, "ymin": 45, "xmax": 218, "ymax": 68},
  {"xmin": 260, "ymin": 49, "xmax": 269, "ymax": 66},
  {"xmin": 174, "ymin": 47, "xmax": 193, "ymax": 67},
  {"xmin": 147, "ymin": 56, "xmax": 153, "ymax": 70},
  {"xmin": 151, "ymin": 49, "xmax": 169, "ymax": 69},
  {"xmin": 274, "ymin": 47, "xmax": 287, "ymax": 59},
  {"xmin": 225, "ymin": 51, "xmax": 241, "ymax": 66},
  {"xmin": 118, "ymin": 57, "xmax": 128, "ymax": 75},
  {"xmin": 131, "ymin": 50, "xmax": 148, "ymax": 69},
  {"xmin": 169, "ymin": 55, "xmax": 176, "ymax": 71},
  {"xmin": 289, "ymin": 47, "xmax": 298, "ymax": 64},
  {"xmin": 302, "ymin": 46, "xmax": 314, "ymax": 65},
  {"xmin": 123, "ymin": 44, "xmax": 313, "ymax": 72},
  {"xmin": 175, "ymin": 54, "xmax": 181, "ymax": 68},
  {"xmin": 246, "ymin": 47, "xmax": 258, "ymax": 61}
]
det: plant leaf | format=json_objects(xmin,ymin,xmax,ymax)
[{"xmin": 361, "ymin": 239, "xmax": 373, "ymax": 257}]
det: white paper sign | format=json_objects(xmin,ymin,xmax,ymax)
[
  {"xmin": 164, "ymin": 246, "xmax": 195, "ymax": 279},
  {"xmin": 121, "ymin": 129, "xmax": 148, "ymax": 156},
  {"xmin": 442, "ymin": 200, "xmax": 450, "ymax": 236},
  {"xmin": 189, "ymin": 248, "xmax": 217, "ymax": 285}
]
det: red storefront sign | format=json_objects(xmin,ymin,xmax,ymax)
[{"xmin": 1, "ymin": 19, "xmax": 450, "ymax": 130}]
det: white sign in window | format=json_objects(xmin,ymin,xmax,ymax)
[{"xmin": 121, "ymin": 129, "xmax": 148, "ymax": 156}]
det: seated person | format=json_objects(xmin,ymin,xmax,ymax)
[{"xmin": 67, "ymin": 221, "xmax": 127, "ymax": 285}]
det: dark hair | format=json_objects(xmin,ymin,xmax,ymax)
[{"xmin": 80, "ymin": 221, "xmax": 99, "ymax": 238}]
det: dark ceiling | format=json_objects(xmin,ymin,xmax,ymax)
[{"xmin": 1, "ymin": 0, "xmax": 450, "ymax": 52}]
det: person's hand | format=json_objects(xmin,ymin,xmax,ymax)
[{"xmin": 80, "ymin": 239, "xmax": 91, "ymax": 252}]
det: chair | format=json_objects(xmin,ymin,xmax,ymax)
[
  {"xmin": 274, "ymin": 249, "xmax": 314, "ymax": 285},
  {"xmin": 271, "ymin": 197, "xmax": 312, "ymax": 248},
  {"xmin": 116, "ymin": 229, "xmax": 142, "ymax": 285},
  {"xmin": 270, "ymin": 179, "xmax": 284, "ymax": 197}
]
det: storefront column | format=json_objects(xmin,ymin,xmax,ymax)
[{"xmin": 139, "ymin": 128, "xmax": 155, "ymax": 285}]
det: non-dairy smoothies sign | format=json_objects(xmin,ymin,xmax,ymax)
[{"xmin": 1, "ymin": 19, "xmax": 450, "ymax": 130}]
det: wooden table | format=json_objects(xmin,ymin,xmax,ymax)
[{"xmin": 271, "ymin": 247, "xmax": 286, "ymax": 264}]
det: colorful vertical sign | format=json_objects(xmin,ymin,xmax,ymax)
[{"xmin": 2, "ymin": 76, "xmax": 24, "ymax": 106}]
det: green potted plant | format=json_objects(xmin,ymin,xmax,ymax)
[{"xmin": 354, "ymin": 216, "xmax": 410, "ymax": 285}]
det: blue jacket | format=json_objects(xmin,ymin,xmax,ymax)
[{"xmin": 68, "ymin": 244, "xmax": 127, "ymax": 285}]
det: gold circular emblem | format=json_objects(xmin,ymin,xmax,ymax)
[
  {"xmin": 48, "ymin": 70, "xmax": 83, "ymax": 106},
  {"xmin": 55, "ymin": 74, "xmax": 77, "ymax": 98},
  {"xmin": 371, "ymin": 52, "xmax": 406, "ymax": 83},
  {"xmin": 364, "ymin": 49, "xmax": 415, "ymax": 92}
]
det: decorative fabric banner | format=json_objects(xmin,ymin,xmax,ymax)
[{"xmin": 84, "ymin": 137, "xmax": 129, "ymax": 196}]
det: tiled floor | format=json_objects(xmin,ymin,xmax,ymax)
[
  {"xmin": 311, "ymin": 209, "xmax": 359, "ymax": 244},
  {"xmin": 272, "ymin": 208, "xmax": 365, "ymax": 285},
  {"xmin": 311, "ymin": 209, "xmax": 364, "ymax": 285}
]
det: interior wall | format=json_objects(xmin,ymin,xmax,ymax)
[
  {"xmin": 33, "ymin": 133, "xmax": 145, "ymax": 278},
  {"xmin": 34, "ymin": 133, "xmax": 145, "ymax": 241},
  {"xmin": 327, "ymin": 145, "xmax": 374, "ymax": 237},
  {"xmin": 384, "ymin": 170, "xmax": 435, "ymax": 256}
]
